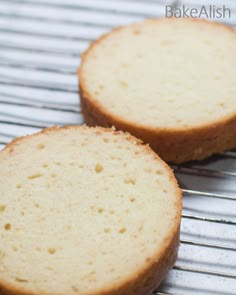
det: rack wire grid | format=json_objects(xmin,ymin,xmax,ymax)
[{"xmin": 0, "ymin": 0, "xmax": 236, "ymax": 294}]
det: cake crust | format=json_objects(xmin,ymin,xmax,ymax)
[
  {"xmin": 0, "ymin": 126, "xmax": 182, "ymax": 295},
  {"xmin": 78, "ymin": 18, "xmax": 236, "ymax": 163}
]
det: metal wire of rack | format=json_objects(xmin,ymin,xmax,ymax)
[{"xmin": 0, "ymin": 0, "xmax": 236, "ymax": 294}]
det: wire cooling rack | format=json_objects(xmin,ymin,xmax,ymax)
[{"xmin": 0, "ymin": 0, "xmax": 236, "ymax": 294}]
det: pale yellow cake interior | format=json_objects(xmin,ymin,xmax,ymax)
[
  {"xmin": 0, "ymin": 127, "xmax": 180, "ymax": 295},
  {"xmin": 81, "ymin": 19, "xmax": 236, "ymax": 128}
]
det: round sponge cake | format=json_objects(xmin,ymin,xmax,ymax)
[
  {"xmin": 0, "ymin": 126, "xmax": 181, "ymax": 295},
  {"xmin": 79, "ymin": 18, "xmax": 236, "ymax": 163}
]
